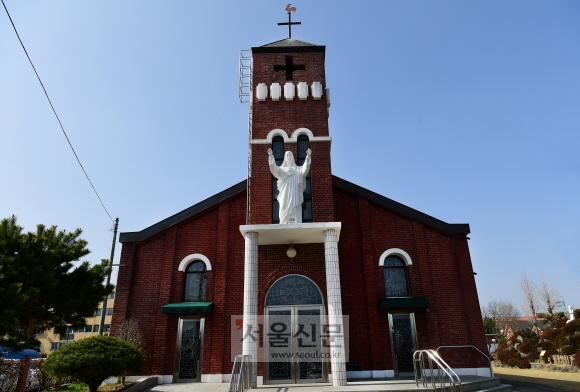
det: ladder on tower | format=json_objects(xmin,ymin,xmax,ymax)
[
  {"xmin": 239, "ymin": 50, "xmax": 251, "ymax": 103},
  {"xmin": 239, "ymin": 50, "xmax": 252, "ymax": 224}
]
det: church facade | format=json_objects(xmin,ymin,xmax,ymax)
[{"xmin": 111, "ymin": 36, "xmax": 488, "ymax": 386}]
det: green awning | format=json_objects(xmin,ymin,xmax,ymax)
[
  {"xmin": 378, "ymin": 297, "xmax": 430, "ymax": 309},
  {"xmin": 161, "ymin": 302, "xmax": 214, "ymax": 314}
]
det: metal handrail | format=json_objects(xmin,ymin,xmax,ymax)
[
  {"xmin": 436, "ymin": 345, "xmax": 494, "ymax": 377},
  {"xmin": 229, "ymin": 354, "xmax": 252, "ymax": 392},
  {"xmin": 414, "ymin": 349, "xmax": 463, "ymax": 392}
]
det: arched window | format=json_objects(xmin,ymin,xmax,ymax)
[
  {"xmin": 297, "ymin": 134, "xmax": 312, "ymax": 222},
  {"xmin": 184, "ymin": 261, "xmax": 207, "ymax": 302},
  {"xmin": 272, "ymin": 136, "xmax": 284, "ymax": 224},
  {"xmin": 383, "ymin": 256, "xmax": 409, "ymax": 297},
  {"xmin": 266, "ymin": 275, "xmax": 323, "ymax": 306}
]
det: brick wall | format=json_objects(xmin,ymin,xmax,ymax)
[
  {"xmin": 333, "ymin": 187, "xmax": 488, "ymax": 369},
  {"xmin": 113, "ymin": 183, "xmax": 487, "ymax": 377}
]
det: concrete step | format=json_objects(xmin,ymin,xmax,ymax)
[
  {"xmin": 460, "ymin": 376, "xmax": 500, "ymax": 391},
  {"xmin": 428, "ymin": 377, "xmax": 513, "ymax": 392},
  {"xmin": 475, "ymin": 384, "xmax": 514, "ymax": 392}
]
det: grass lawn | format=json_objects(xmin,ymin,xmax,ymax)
[{"xmin": 493, "ymin": 365, "xmax": 580, "ymax": 390}]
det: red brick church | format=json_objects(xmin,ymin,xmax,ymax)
[{"xmin": 111, "ymin": 29, "xmax": 488, "ymax": 386}]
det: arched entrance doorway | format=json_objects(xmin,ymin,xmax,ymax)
[{"xmin": 264, "ymin": 275, "xmax": 327, "ymax": 384}]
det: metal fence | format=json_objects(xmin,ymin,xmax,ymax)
[
  {"xmin": 0, "ymin": 359, "xmax": 20, "ymax": 392},
  {"xmin": 0, "ymin": 358, "xmax": 69, "ymax": 392}
]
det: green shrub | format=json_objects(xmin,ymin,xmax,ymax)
[{"xmin": 42, "ymin": 336, "xmax": 143, "ymax": 392}]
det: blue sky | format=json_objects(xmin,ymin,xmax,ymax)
[{"xmin": 1, "ymin": 1, "xmax": 579, "ymax": 314}]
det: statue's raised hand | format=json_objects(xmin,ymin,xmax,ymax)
[
  {"xmin": 267, "ymin": 148, "xmax": 273, "ymax": 156},
  {"xmin": 306, "ymin": 148, "xmax": 312, "ymax": 156}
]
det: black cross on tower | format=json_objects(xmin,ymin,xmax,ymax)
[
  {"xmin": 278, "ymin": 4, "xmax": 301, "ymax": 38},
  {"xmin": 274, "ymin": 56, "xmax": 305, "ymax": 81}
]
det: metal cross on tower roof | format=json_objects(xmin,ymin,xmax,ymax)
[{"xmin": 278, "ymin": 4, "xmax": 301, "ymax": 38}]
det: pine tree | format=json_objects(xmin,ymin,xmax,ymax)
[{"xmin": 0, "ymin": 216, "xmax": 113, "ymax": 350}]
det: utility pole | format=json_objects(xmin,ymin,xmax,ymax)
[{"xmin": 99, "ymin": 217, "xmax": 119, "ymax": 335}]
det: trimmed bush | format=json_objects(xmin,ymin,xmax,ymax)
[
  {"xmin": 560, "ymin": 345, "xmax": 576, "ymax": 355},
  {"xmin": 574, "ymin": 352, "xmax": 580, "ymax": 368},
  {"xmin": 518, "ymin": 340, "xmax": 537, "ymax": 354},
  {"xmin": 496, "ymin": 345, "xmax": 519, "ymax": 364},
  {"xmin": 42, "ymin": 335, "xmax": 143, "ymax": 392},
  {"xmin": 507, "ymin": 358, "xmax": 518, "ymax": 367},
  {"xmin": 527, "ymin": 350, "xmax": 540, "ymax": 362},
  {"xmin": 563, "ymin": 319, "xmax": 580, "ymax": 334},
  {"xmin": 516, "ymin": 359, "xmax": 531, "ymax": 369}
]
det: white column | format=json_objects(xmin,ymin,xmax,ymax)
[
  {"xmin": 242, "ymin": 231, "xmax": 258, "ymax": 388},
  {"xmin": 323, "ymin": 229, "xmax": 347, "ymax": 386}
]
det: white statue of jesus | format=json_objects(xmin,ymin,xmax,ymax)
[{"xmin": 268, "ymin": 148, "xmax": 312, "ymax": 224}]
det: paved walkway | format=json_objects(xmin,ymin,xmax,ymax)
[
  {"xmin": 498, "ymin": 378, "xmax": 577, "ymax": 392},
  {"xmin": 144, "ymin": 376, "xmax": 491, "ymax": 392}
]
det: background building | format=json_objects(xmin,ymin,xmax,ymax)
[{"xmin": 36, "ymin": 291, "xmax": 115, "ymax": 354}]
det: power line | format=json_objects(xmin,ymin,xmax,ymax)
[{"xmin": 2, "ymin": 0, "xmax": 114, "ymax": 223}]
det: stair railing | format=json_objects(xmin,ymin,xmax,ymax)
[
  {"xmin": 414, "ymin": 349, "xmax": 463, "ymax": 392},
  {"xmin": 228, "ymin": 354, "xmax": 252, "ymax": 392},
  {"xmin": 436, "ymin": 345, "xmax": 494, "ymax": 377}
]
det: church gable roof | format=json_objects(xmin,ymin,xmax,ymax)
[
  {"xmin": 120, "ymin": 176, "xmax": 468, "ymax": 244},
  {"xmin": 119, "ymin": 180, "xmax": 246, "ymax": 243},
  {"xmin": 332, "ymin": 176, "xmax": 470, "ymax": 235}
]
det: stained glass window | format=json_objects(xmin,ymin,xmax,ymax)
[
  {"xmin": 392, "ymin": 314, "xmax": 415, "ymax": 372},
  {"xmin": 297, "ymin": 135, "xmax": 312, "ymax": 222},
  {"xmin": 272, "ymin": 136, "xmax": 284, "ymax": 224},
  {"xmin": 185, "ymin": 261, "xmax": 207, "ymax": 302},
  {"xmin": 178, "ymin": 320, "xmax": 202, "ymax": 379},
  {"xmin": 384, "ymin": 256, "xmax": 409, "ymax": 297},
  {"xmin": 266, "ymin": 275, "xmax": 323, "ymax": 306}
]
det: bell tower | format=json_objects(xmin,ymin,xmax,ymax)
[
  {"xmin": 246, "ymin": 37, "xmax": 334, "ymax": 225},
  {"xmin": 239, "ymin": 14, "xmax": 347, "ymax": 387}
]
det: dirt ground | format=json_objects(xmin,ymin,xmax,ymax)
[{"xmin": 493, "ymin": 365, "xmax": 580, "ymax": 391}]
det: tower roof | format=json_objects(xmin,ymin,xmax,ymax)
[
  {"xmin": 262, "ymin": 38, "xmax": 319, "ymax": 47},
  {"xmin": 253, "ymin": 38, "xmax": 325, "ymax": 53}
]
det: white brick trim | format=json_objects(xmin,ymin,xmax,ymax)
[
  {"xmin": 379, "ymin": 248, "xmax": 413, "ymax": 266},
  {"xmin": 178, "ymin": 253, "xmax": 212, "ymax": 271},
  {"xmin": 250, "ymin": 127, "xmax": 332, "ymax": 144}
]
